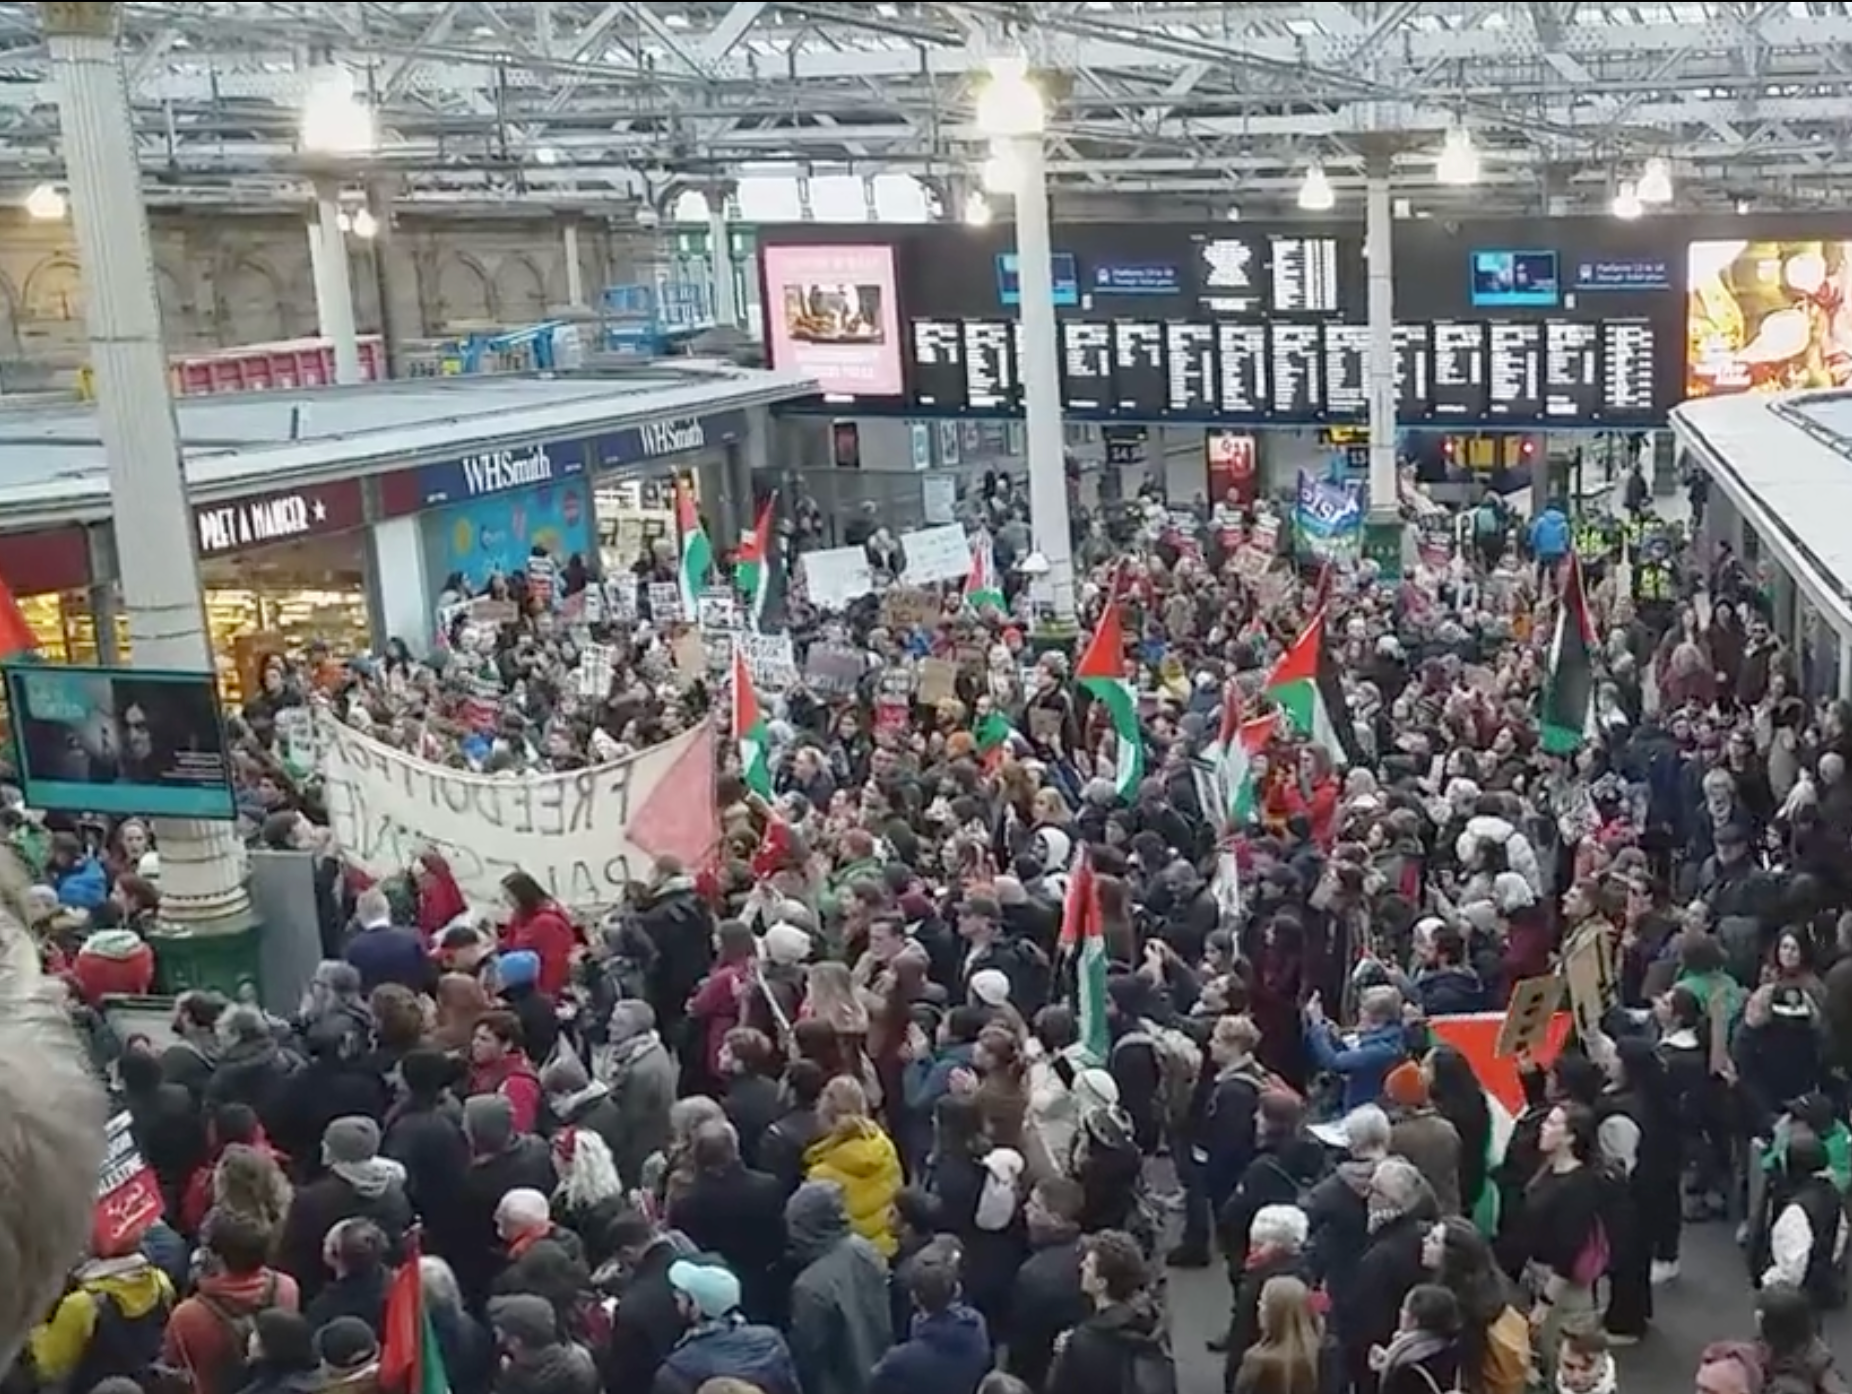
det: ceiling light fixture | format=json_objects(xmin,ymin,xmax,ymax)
[
  {"xmin": 1611, "ymin": 180, "xmax": 1644, "ymax": 220},
  {"xmin": 1297, "ymin": 163, "xmax": 1334, "ymax": 212},
  {"xmin": 24, "ymin": 183, "xmax": 65, "ymax": 221},
  {"xmin": 1637, "ymin": 156, "xmax": 1673, "ymax": 205},
  {"xmin": 963, "ymin": 191, "xmax": 992, "ymax": 226},
  {"xmin": 1435, "ymin": 125, "xmax": 1481, "ymax": 186}
]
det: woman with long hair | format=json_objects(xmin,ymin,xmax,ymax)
[
  {"xmin": 1233, "ymin": 1275, "xmax": 1325, "ymax": 1394},
  {"xmin": 1522, "ymin": 1102, "xmax": 1607, "ymax": 1378},
  {"xmin": 210, "ymin": 1142, "xmax": 293, "ymax": 1249},
  {"xmin": 1422, "ymin": 1216, "xmax": 1528, "ymax": 1394},
  {"xmin": 1426, "ymin": 1045, "xmax": 1495, "ymax": 1233},
  {"xmin": 552, "ymin": 1127, "xmax": 627, "ymax": 1247},
  {"xmin": 803, "ymin": 1076, "xmax": 903, "ymax": 1256}
]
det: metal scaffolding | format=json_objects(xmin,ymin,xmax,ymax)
[{"xmin": 4, "ymin": 1, "xmax": 1852, "ymax": 213}]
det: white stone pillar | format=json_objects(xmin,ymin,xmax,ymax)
[
  {"xmin": 40, "ymin": 0, "xmax": 249, "ymax": 927},
  {"xmin": 308, "ymin": 180, "xmax": 362, "ymax": 383},
  {"xmin": 562, "ymin": 219, "xmax": 585, "ymax": 308}
]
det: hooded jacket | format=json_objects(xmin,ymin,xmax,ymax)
[
  {"xmin": 786, "ymin": 1181, "xmax": 894, "ymax": 1394},
  {"xmin": 868, "ymin": 1304, "xmax": 991, "ymax": 1394},
  {"xmin": 30, "ymin": 1256, "xmax": 175, "ymax": 1391},
  {"xmin": 1047, "ymin": 1296, "xmax": 1173, "ymax": 1394},
  {"xmin": 162, "ymin": 1268, "xmax": 302, "ymax": 1394},
  {"xmin": 653, "ymin": 1317, "xmax": 800, "ymax": 1394},
  {"xmin": 1456, "ymin": 815, "xmax": 1542, "ymax": 897},
  {"xmin": 803, "ymin": 1119, "xmax": 904, "ymax": 1256}
]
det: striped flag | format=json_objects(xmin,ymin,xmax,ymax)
[
  {"xmin": 1076, "ymin": 584, "xmax": 1143, "ymax": 798},
  {"xmin": 963, "ymin": 531, "xmax": 1007, "ymax": 613},
  {"xmin": 1215, "ymin": 685, "xmax": 1276, "ymax": 827},
  {"xmin": 1540, "ymin": 554, "xmax": 1597, "ymax": 755},
  {"xmin": 675, "ymin": 477, "xmax": 713, "ymax": 619},
  {"xmin": 379, "ymin": 1238, "xmax": 448, "ymax": 1394},
  {"xmin": 732, "ymin": 644, "xmax": 773, "ymax": 800},
  {"xmin": 1264, "ymin": 607, "xmax": 1362, "ymax": 767},
  {"xmin": 1061, "ymin": 844, "xmax": 1109, "ymax": 1064}
]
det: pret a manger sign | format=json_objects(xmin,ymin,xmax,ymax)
[{"xmin": 194, "ymin": 481, "xmax": 362, "ymax": 559}]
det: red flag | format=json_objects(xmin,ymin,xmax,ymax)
[
  {"xmin": 0, "ymin": 574, "xmax": 35, "ymax": 661},
  {"xmin": 379, "ymin": 1235, "xmax": 446, "ymax": 1394}
]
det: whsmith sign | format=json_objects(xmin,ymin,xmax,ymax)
[{"xmin": 416, "ymin": 408, "xmax": 748, "ymax": 507}]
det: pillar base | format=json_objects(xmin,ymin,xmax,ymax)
[
  {"xmin": 149, "ymin": 897, "xmax": 263, "ymax": 1000},
  {"xmin": 1364, "ymin": 515, "xmax": 1405, "ymax": 581}
]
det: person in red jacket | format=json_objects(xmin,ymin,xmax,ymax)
[
  {"xmin": 162, "ymin": 1210, "xmax": 300, "ymax": 1394},
  {"xmin": 497, "ymin": 870, "xmax": 577, "ymax": 1001},
  {"xmin": 465, "ymin": 1008, "xmax": 543, "ymax": 1133},
  {"xmin": 179, "ymin": 1104, "xmax": 288, "ymax": 1237},
  {"xmin": 413, "ymin": 851, "xmax": 469, "ymax": 942},
  {"xmin": 1281, "ymin": 744, "xmax": 1341, "ymax": 848}
]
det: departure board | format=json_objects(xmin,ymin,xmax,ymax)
[
  {"xmin": 1432, "ymin": 320, "xmax": 1489, "ymax": 419},
  {"xmin": 1600, "ymin": 319, "xmax": 1658, "ymax": 421},
  {"xmin": 1486, "ymin": 322, "xmax": 1544, "ymax": 420},
  {"xmin": 1322, "ymin": 323, "xmax": 1368, "ymax": 421},
  {"xmin": 911, "ymin": 319, "xmax": 967, "ymax": 410},
  {"xmin": 962, "ymin": 320, "xmax": 1014, "ymax": 410},
  {"xmin": 1196, "ymin": 235, "xmax": 1265, "ymax": 314},
  {"xmin": 1394, "ymin": 323, "xmax": 1433, "ymax": 414},
  {"xmin": 1112, "ymin": 320, "xmax": 1167, "ymax": 416},
  {"xmin": 1166, "ymin": 321, "xmax": 1218, "ymax": 414},
  {"xmin": 1060, "ymin": 321, "xmax": 1113, "ymax": 410},
  {"xmin": 1543, "ymin": 320, "xmax": 1601, "ymax": 420},
  {"xmin": 1217, "ymin": 323, "xmax": 1268, "ymax": 416},
  {"xmin": 1270, "ymin": 236, "xmax": 1342, "ymax": 313},
  {"xmin": 1269, "ymin": 322, "xmax": 1322, "ymax": 419}
]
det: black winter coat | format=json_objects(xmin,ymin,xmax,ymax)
[{"xmin": 668, "ymin": 1162, "xmax": 790, "ymax": 1326}]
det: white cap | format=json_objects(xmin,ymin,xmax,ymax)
[{"xmin": 970, "ymin": 967, "xmax": 1012, "ymax": 1007}]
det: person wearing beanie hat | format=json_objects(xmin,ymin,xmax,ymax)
[
  {"xmin": 487, "ymin": 1294, "xmax": 599, "ymax": 1394},
  {"xmin": 1384, "ymin": 1063, "xmax": 1462, "ymax": 1217},
  {"xmin": 313, "ymin": 1316, "xmax": 380, "ymax": 1394},
  {"xmin": 763, "ymin": 922, "xmax": 813, "ymax": 968},
  {"xmin": 275, "ymin": 1118, "xmax": 412, "ymax": 1304},
  {"xmin": 657, "ymin": 1257, "xmax": 801, "ymax": 1394}
]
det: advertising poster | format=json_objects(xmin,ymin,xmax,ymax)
[
  {"xmin": 1687, "ymin": 239, "xmax": 1852, "ymax": 397},
  {"xmin": 424, "ymin": 478, "xmax": 593, "ymax": 594},
  {"xmin": 763, "ymin": 244, "xmax": 904, "ymax": 396},
  {"xmin": 2, "ymin": 665, "xmax": 234, "ymax": 820},
  {"xmin": 1205, "ymin": 430, "xmax": 1258, "ymax": 506}
]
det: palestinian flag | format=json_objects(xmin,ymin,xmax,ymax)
[
  {"xmin": 732, "ymin": 644, "xmax": 773, "ymax": 800},
  {"xmin": 1215, "ymin": 685, "xmax": 1275, "ymax": 827},
  {"xmin": 378, "ymin": 1238, "xmax": 448, "ymax": 1394},
  {"xmin": 1540, "ymin": 553, "xmax": 1597, "ymax": 755},
  {"xmin": 964, "ymin": 532, "xmax": 1007, "ymax": 613},
  {"xmin": 0, "ymin": 574, "xmax": 35, "ymax": 660},
  {"xmin": 974, "ymin": 709, "xmax": 1014, "ymax": 771},
  {"xmin": 1076, "ymin": 591, "xmax": 1143, "ymax": 798},
  {"xmin": 674, "ymin": 477, "xmax": 713, "ymax": 620},
  {"xmin": 1060, "ymin": 845, "xmax": 1110, "ymax": 1064},
  {"xmin": 735, "ymin": 493, "xmax": 786, "ymax": 632},
  {"xmin": 1264, "ymin": 608, "xmax": 1362, "ymax": 767}
]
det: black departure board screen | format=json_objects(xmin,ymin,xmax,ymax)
[
  {"xmin": 1432, "ymin": 320, "xmax": 1488, "ymax": 420},
  {"xmin": 1543, "ymin": 319, "xmax": 1600, "ymax": 420},
  {"xmin": 1269, "ymin": 322, "xmax": 1321, "ymax": 420},
  {"xmin": 911, "ymin": 319, "xmax": 966, "ymax": 410},
  {"xmin": 1061, "ymin": 321, "xmax": 1112, "ymax": 410},
  {"xmin": 1270, "ymin": 237, "xmax": 1342, "ymax": 313},
  {"xmin": 1486, "ymin": 322, "xmax": 1544, "ymax": 420},
  {"xmin": 1322, "ymin": 323, "xmax": 1368, "ymax": 421},
  {"xmin": 962, "ymin": 320, "xmax": 1014, "ymax": 410},
  {"xmin": 1166, "ymin": 321, "xmax": 1217, "ymax": 415},
  {"xmin": 1217, "ymin": 323, "xmax": 1268, "ymax": 417},
  {"xmin": 1195, "ymin": 235, "xmax": 1265, "ymax": 314},
  {"xmin": 1601, "ymin": 319, "xmax": 1657, "ymax": 421},
  {"xmin": 1394, "ymin": 323, "xmax": 1433, "ymax": 415},
  {"xmin": 1112, "ymin": 320, "xmax": 1166, "ymax": 415}
]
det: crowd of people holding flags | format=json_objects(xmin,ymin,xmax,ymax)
[{"xmin": 4, "ymin": 461, "xmax": 1852, "ymax": 1394}]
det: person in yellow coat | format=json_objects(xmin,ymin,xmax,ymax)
[
  {"xmin": 803, "ymin": 1075, "xmax": 904, "ymax": 1257},
  {"xmin": 28, "ymin": 1240, "xmax": 176, "ymax": 1390}
]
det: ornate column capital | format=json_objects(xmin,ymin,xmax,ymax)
[{"xmin": 39, "ymin": 1, "xmax": 117, "ymax": 40}]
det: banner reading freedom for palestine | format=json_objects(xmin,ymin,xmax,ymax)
[{"xmin": 317, "ymin": 715, "xmax": 720, "ymax": 913}]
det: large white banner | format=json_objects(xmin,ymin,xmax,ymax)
[{"xmin": 318, "ymin": 716, "xmax": 718, "ymax": 913}]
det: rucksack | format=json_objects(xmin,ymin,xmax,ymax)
[
  {"xmin": 1480, "ymin": 1305, "xmax": 1531, "ymax": 1394},
  {"xmin": 193, "ymin": 1273, "xmax": 280, "ymax": 1394},
  {"xmin": 68, "ymin": 1287, "xmax": 172, "ymax": 1394},
  {"xmin": 1117, "ymin": 1022, "xmax": 1202, "ymax": 1129},
  {"xmin": 1127, "ymin": 1343, "xmax": 1179, "ymax": 1394}
]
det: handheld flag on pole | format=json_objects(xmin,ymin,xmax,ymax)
[
  {"xmin": 1060, "ymin": 846, "xmax": 1110, "ymax": 1064},
  {"xmin": 964, "ymin": 532, "xmax": 1007, "ymax": 613},
  {"xmin": 1540, "ymin": 554, "xmax": 1598, "ymax": 755},
  {"xmin": 1075, "ymin": 572, "xmax": 1143, "ymax": 799},
  {"xmin": 735, "ymin": 493, "xmax": 774, "ymax": 627},
  {"xmin": 1263, "ymin": 607, "xmax": 1363, "ymax": 767},
  {"xmin": 674, "ymin": 478, "xmax": 713, "ymax": 619},
  {"xmin": 379, "ymin": 1236, "xmax": 449, "ymax": 1394},
  {"xmin": 732, "ymin": 644, "xmax": 773, "ymax": 800},
  {"xmin": 1215, "ymin": 685, "xmax": 1276, "ymax": 827}
]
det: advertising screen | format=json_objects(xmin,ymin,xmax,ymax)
[
  {"xmin": 997, "ymin": 251, "xmax": 1080, "ymax": 307},
  {"xmin": 3, "ymin": 665, "xmax": 235, "ymax": 820},
  {"xmin": 1471, "ymin": 250, "xmax": 1560, "ymax": 308},
  {"xmin": 1687, "ymin": 239, "xmax": 1852, "ymax": 397},
  {"xmin": 763, "ymin": 244, "xmax": 904, "ymax": 396}
]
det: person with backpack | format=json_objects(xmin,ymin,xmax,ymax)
[
  {"xmin": 1175, "ymin": 1015, "xmax": 1266, "ymax": 1273},
  {"xmin": 1422, "ymin": 1217, "xmax": 1530, "ymax": 1394},
  {"xmin": 1046, "ymin": 1230, "xmax": 1178, "ymax": 1394},
  {"xmin": 160, "ymin": 1211, "xmax": 298, "ymax": 1394},
  {"xmin": 26, "ymin": 1233, "xmax": 175, "ymax": 1394}
]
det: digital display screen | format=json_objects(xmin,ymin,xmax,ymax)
[
  {"xmin": 1471, "ymin": 250, "xmax": 1561, "ymax": 308},
  {"xmin": 1686, "ymin": 239, "xmax": 1852, "ymax": 398},
  {"xmin": 1271, "ymin": 237, "xmax": 1342, "ymax": 314},
  {"xmin": 1195, "ymin": 236, "xmax": 1264, "ymax": 314},
  {"xmin": 1486, "ymin": 322, "xmax": 1544, "ymax": 419},
  {"xmin": 910, "ymin": 319, "xmax": 967, "ymax": 410},
  {"xmin": 1217, "ymin": 323, "xmax": 1268, "ymax": 417},
  {"xmin": 1602, "ymin": 319, "xmax": 1659, "ymax": 421},
  {"xmin": 1394, "ymin": 323, "xmax": 1433, "ymax": 414},
  {"xmin": 1543, "ymin": 320, "xmax": 1601, "ymax": 419},
  {"xmin": 1322, "ymin": 323, "xmax": 1368, "ymax": 421},
  {"xmin": 1060, "ymin": 321, "xmax": 1113, "ymax": 411},
  {"xmin": 1165, "ymin": 321, "xmax": 1218, "ymax": 415},
  {"xmin": 1269, "ymin": 322, "xmax": 1322, "ymax": 419},
  {"xmin": 1432, "ymin": 320, "xmax": 1489, "ymax": 419},
  {"xmin": 763, "ymin": 243, "xmax": 905, "ymax": 396},
  {"xmin": 997, "ymin": 251, "xmax": 1080, "ymax": 307},
  {"xmin": 962, "ymin": 320, "xmax": 1015, "ymax": 410},
  {"xmin": 1112, "ymin": 320, "xmax": 1167, "ymax": 416}
]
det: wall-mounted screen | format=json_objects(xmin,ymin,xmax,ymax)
[
  {"xmin": 763, "ymin": 243, "xmax": 904, "ymax": 396},
  {"xmin": 1686, "ymin": 239, "xmax": 1852, "ymax": 398},
  {"xmin": 996, "ymin": 251, "xmax": 1080, "ymax": 307},
  {"xmin": 1471, "ymin": 250, "xmax": 1560, "ymax": 308}
]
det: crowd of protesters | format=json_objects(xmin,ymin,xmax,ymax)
[{"xmin": 2, "ymin": 458, "xmax": 1850, "ymax": 1394}]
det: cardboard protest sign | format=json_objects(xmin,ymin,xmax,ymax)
[
  {"xmin": 917, "ymin": 657, "xmax": 960, "ymax": 707},
  {"xmin": 96, "ymin": 1112, "xmax": 164, "ymax": 1252},
  {"xmin": 318, "ymin": 714, "xmax": 717, "ymax": 912},
  {"xmin": 1495, "ymin": 974, "xmax": 1564, "ymax": 1058},
  {"xmin": 882, "ymin": 587, "xmax": 939, "ymax": 632},
  {"xmin": 1562, "ymin": 927, "xmax": 1617, "ymax": 1042},
  {"xmin": 647, "ymin": 581, "xmax": 684, "ymax": 624},
  {"xmin": 803, "ymin": 643, "xmax": 865, "ymax": 698}
]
